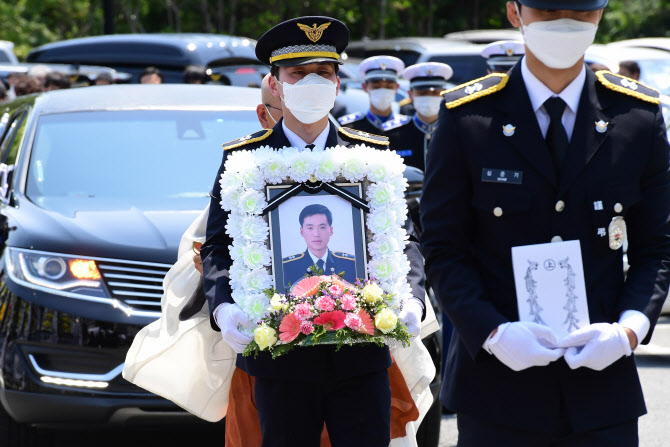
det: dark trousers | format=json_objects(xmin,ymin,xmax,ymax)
[
  {"xmin": 254, "ymin": 369, "xmax": 391, "ymax": 447},
  {"xmin": 457, "ymin": 412, "xmax": 638, "ymax": 447}
]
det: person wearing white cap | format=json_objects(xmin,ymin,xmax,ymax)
[
  {"xmin": 383, "ymin": 62, "xmax": 453, "ymax": 172},
  {"xmin": 480, "ymin": 40, "xmax": 525, "ymax": 74},
  {"xmin": 338, "ymin": 55, "xmax": 410, "ymax": 134}
]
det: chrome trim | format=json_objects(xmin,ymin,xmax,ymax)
[
  {"xmin": 102, "ymin": 273, "xmax": 165, "ymax": 282},
  {"xmin": 98, "ymin": 264, "xmax": 169, "ymax": 275},
  {"xmin": 28, "ymin": 354, "xmax": 124, "ymax": 381},
  {"xmin": 107, "ymin": 282, "xmax": 163, "ymax": 290},
  {"xmin": 125, "ymin": 300, "xmax": 161, "ymax": 307},
  {"xmin": 112, "ymin": 290, "xmax": 163, "ymax": 298}
]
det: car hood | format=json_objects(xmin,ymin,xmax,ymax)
[{"xmin": 6, "ymin": 197, "xmax": 204, "ymax": 265}]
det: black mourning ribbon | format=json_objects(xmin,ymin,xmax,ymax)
[{"xmin": 544, "ymin": 96, "xmax": 569, "ymax": 179}]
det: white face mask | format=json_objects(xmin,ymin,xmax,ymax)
[
  {"xmin": 413, "ymin": 96, "xmax": 443, "ymax": 117},
  {"xmin": 263, "ymin": 104, "xmax": 278, "ymax": 125},
  {"xmin": 276, "ymin": 73, "xmax": 337, "ymax": 124},
  {"xmin": 369, "ymin": 88, "xmax": 396, "ymax": 111},
  {"xmin": 516, "ymin": 4, "xmax": 598, "ymax": 69}
]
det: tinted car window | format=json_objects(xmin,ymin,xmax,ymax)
[
  {"xmin": 427, "ymin": 55, "xmax": 489, "ymax": 84},
  {"xmin": 26, "ymin": 110, "xmax": 259, "ymax": 212},
  {"xmin": 0, "ymin": 110, "xmax": 28, "ymax": 165}
]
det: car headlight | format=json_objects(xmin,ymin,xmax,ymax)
[{"xmin": 6, "ymin": 248, "xmax": 109, "ymax": 299}]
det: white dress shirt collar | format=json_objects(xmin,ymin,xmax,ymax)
[
  {"xmin": 282, "ymin": 120, "xmax": 331, "ymax": 150},
  {"xmin": 521, "ymin": 57, "xmax": 586, "ymax": 116},
  {"xmin": 308, "ymin": 249, "xmax": 329, "ymax": 266}
]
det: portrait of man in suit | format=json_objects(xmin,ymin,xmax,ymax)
[{"xmin": 282, "ymin": 203, "xmax": 356, "ymax": 289}]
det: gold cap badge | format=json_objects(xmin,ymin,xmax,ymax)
[{"xmin": 297, "ymin": 22, "xmax": 331, "ymax": 43}]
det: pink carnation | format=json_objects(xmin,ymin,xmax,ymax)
[
  {"xmin": 294, "ymin": 303, "xmax": 313, "ymax": 320},
  {"xmin": 300, "ymin": 320, "xmax": 315, "ymax": 335},
  {"xmin": 340, "ymin": 293, "xmax": 357, "ymax": 311},
  {"xmin": 344, "ymin": 313, "xmax": 363, "ymax": 331},
  {"xmin": 328, "ymin": 284, "xmax": 343, "ymax": 296},
  {"xmin": 315, "ymin": 296, "xmax": 336, "ymax": 311}
]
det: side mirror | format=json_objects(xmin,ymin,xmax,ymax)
[{"xmin": 0, "ymin": 163, "xmax": 14, "ymax": 204}]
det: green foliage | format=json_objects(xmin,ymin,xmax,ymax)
[{"xmin": 0, "ymin": 0, "xmax": 663, "ymax": 61}]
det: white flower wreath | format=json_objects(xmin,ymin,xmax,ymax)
[{"xmin": 218, "ymin": 144, "xmax": 412, "ymax": 322}]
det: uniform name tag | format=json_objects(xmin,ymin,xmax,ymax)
[{"xmin": 481, "ymin": 168, "xmax": 522, "ymax": 184}]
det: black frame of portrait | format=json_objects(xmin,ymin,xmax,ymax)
[{"xmin": 265, "ymin": 182, "xmax": 368, "ymax": 294}]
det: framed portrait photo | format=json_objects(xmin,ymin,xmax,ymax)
[{"xmin": 266, "ymin": 183, "xmax": 368, "ymax": 294}]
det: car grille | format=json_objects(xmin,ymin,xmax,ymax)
[{"xmin": 97, "ymin": 259, "xmax": 172, "ymax": 312}]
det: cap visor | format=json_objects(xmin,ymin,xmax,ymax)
[{"xmin": 272, "ymin": 56, "xmax": 342, "ymax": 67}]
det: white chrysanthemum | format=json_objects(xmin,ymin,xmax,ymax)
[
  {"xmin": 367, "ymin": 160, "xmax": 391, "ymax": 183},
  {"xmin": 366, "ymin": 183, "xmax": 395, "ymax": 208},
  {"xmin": 231, "ymin": 288, "xmax": 247, "ymax": 308},
  {"xmin": 219, "ymin": 187, "xmax": 243, "ymax": 211},
  {"xmin": 390, "ymin": 199, "xmax": 409, "ymax": 223},
  {"xmin": 385, "ymin": 150, "xmax": 407, "ymax": 174},
  {"xmin": 367, "ymin": 208, "xmax": 397, "ymax": 234},
  {"xmin": 387, "ymin": 226, "xmax": 410, "ymax": 247},
  {"xmin": 229, "ymin": 262, "xmax": 250, "ymax": 289},
  {"xmin": 289, "ymin": 150, "xmax": 317, "ymax": 183},
  {"xmin": 280, "ymin": 146, "xmax": 301, "ymax": 165},
  {"xmin": 244, "ymin": 268, "xmax": 273, "ymax": 292},
  {"xmin": 243, "ymin": 293, "xmax": 271, "ymax": 322},
  {"xmin": 252, "ymin": 146, "xmax": 275, "ymax": 166},
  {"xmin": 369, "ymin": 234, "xmax": 402, "ymax": 258},
  {"xmin": 225, "ymin": 150, "xmax": 255, "ymax": 174},
  {"xmin": 395, "ymin": 282, "xmax": 414, "ymax": 306},
  {"xmin": 228, "ymin": 241, "xmax": 245, "ymax": 261},
  {"xmin": 368, "ymin": 257, "xmax": 397, "ymax": 284},
  {"xmin": 242, "ymin": 243, "xmax": 272, "ymax": 270},
  {"xmin": 238, "ymin": 189, "xmax": 267, "ymax": 215},
  {"xmin": 242, "ymin": 167, "xmax": 266, "ymax": 191},
  {"xmin": 260, "ymin": 151, "xmax": 289, "ymax": 184},
  {"xmin": 388, "ymin": 173, "xmax": 409, "ymax": 195},
  {"xmin": 240, "ymin": 216, "xmax": 269, "ymax": 241},
  {"xmin": 225, "ymin": 213, "xmax": 244, "ymax": 239},
  {"xmin": 315, "ymin": 150, "xmax": 341, "ymax": 182},
  {"xmin": 219, "ymin": 171, "xmax": 243, "ymax": 192},
  {"xmin": 341, "ymin": 155, "xmax": 366, "ymax": 181}
]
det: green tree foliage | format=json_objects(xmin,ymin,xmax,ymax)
[{"xmin": 0, "ymin": 0, "xmax": 666, "ymax": 60}]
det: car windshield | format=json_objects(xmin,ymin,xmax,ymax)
[
  {"xmin": 637, "ymin": 59, "xmax": 670, "ymax": 96},
  {"xmin": 26, "ymin": 110, "xmax": 260, "ymax": 213}
]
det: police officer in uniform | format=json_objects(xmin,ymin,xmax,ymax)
[
  {"xmin": 480, "ymin": 39, "xmax": 525, "ymax": 74},
  {"xmin": 200, "ymin": 16, "xmax": 426, "ymax": 447},
  {"xmin": 421, "ymin": 0, "xmax": 670, "ymax": 445},
  {"xmin": 282, "ymin": 203, "xmax": 356, "ymax": 288},
  {"xmin": 338, "ymin": 55, "xmax": 409, "ymax": 134},
  {"xmin": 383, "ymin": 62, "xmax": 453, "ymax": 172}
]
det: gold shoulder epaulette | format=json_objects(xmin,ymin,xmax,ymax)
[
  {"xmin": 332, "ymin": 252, "xmax": 355, "ymax": 260},
  {"xmin": 282, "ymin": 252, "xmax": 305, "ymax": 263},
  {"xmin": 441, "ymin": 73, "xmax": 509, "ymax": 109},
  {"xmin": 595, "ymin": 70, "xmax": 660, "ymax": 105},
  {"xmin": 338, "ymin": 127, "xmax": 389, "ymax": 146},
  {"xmin": 398, "ymin": 97, "xmax": 412, "ymax": 107},
  {"xmin": 222, "ymin": 129, "xmax": 273, "ymax": 151}
]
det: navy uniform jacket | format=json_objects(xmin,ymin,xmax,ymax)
[
  {"xmin": 384, "ymin": 114, "xmax": 438, "ymax": 172},
  {"xmin": 420, "ymin": 65, "xmax": 670, "ymax": 433},
  {"xmin": 201, "ymin": 119, "xmax": 426, "ymax": 381},
  {"xmin": 337, "ymin": 110, "xmax": 409, "ymax": 135},
  {"xmin": 283, "ymin": 248, "xmax": 356, "ymax": 289}
]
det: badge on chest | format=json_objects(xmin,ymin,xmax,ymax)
[{"xmin": 481, "ymin": 168, "xmax": 523, "ymax": 185}]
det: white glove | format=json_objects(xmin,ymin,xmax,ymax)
[
  {"xmin": 399, "ymin": 299, "xmax": 423, "ymax": 338},
  {"xmin": 485, "ymin": 321, "xmax": 565, "ymax": 371},
  {"xmin": 560, "ymin": 322, "xmax": 632, "ymax": 371},
  {"xmin": 214, "ymin": 303, "xmax": 255, "ymax": 354}
]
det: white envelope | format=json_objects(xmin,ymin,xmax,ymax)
[{"xmin": 511, "ymin": 240, "xmax": 590, "ymax": 338}]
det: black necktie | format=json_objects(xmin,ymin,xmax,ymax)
[
  {"xmin": 305, "ymin": 144, "xmax": 315, "ymax": 149},
  {"xmin": 316, "ymin": 259, "xmax": 325, "ymax": 273},
  {"xmin": 544, "ymin": 97, "xmax": 569, "ymax": 178}
]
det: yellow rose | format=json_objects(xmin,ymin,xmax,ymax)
[
  {"xmin": 269, "ymin": 293, "xmax": 288, "ymax": 312},
  {"xmin": 254, "ymin": 324, "xmax": 277, "ymax": 351},
  {"xmin": 374, "ymin": 308, "xmax": 398, "ymax": 334},
  {"xmin": 362, "ymin": 282, "xmax": 384, "ymax": 304}
]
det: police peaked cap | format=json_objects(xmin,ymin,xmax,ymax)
[
  {"xmin": 255, "ymin": 16, "xmax": 349, "ymax": 67},
  {"xmin": 517, "ymin": 0, "xmax": 607, "ymax": 10}
]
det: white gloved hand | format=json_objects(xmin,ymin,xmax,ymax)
[
  {"xmin": 560, "ymin": 322, "xmax": 632, "ymax": 371},
  {"xmin": 485, "ymin": 321, "xmax": 565, "ymax": 371},
  {"xmin": 399, "ymin": 299, "xmax": 423, "ymax": 338},
  {"xmin": 214, "ymin": 303, "xmax": 255, "ymax": 354}
]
